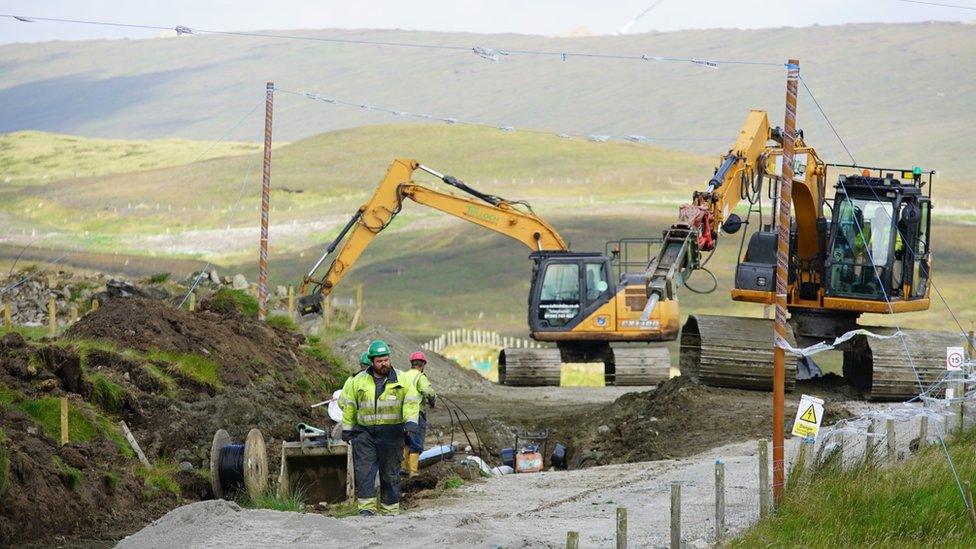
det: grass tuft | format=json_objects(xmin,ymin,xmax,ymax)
[
  {"xmin": 440, "ymin": 475, "xmax": 464, "ymax": 490},
  {"xmin": 52, "ymin": 455, "xmax": 83, "ymax": 491},
  {"xmin": 148, "ymin": 350, "xmax": 220, "ymax": 388},
  {"xmin": 240, "ymin": 488, "xmax": 306, "ymax": 513},
  {"xmin": 146, "ymin": 272, "xmax": 171, "ymax": 284},
  {"xmin": 266, "ymin": 313, "xmax": 299, "ymax": 332},
  {"xmin": 136, "ymin": 461, "xmax": 180, "ymax": 499},
  {"xmin": 210, "ymin": 288, "xmax": 259, "ymax": 318},
  {"xmin": 90, "ymin": 373, "xmax": 127, "ymax": 414}
]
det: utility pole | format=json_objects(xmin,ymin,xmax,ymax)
[
  {"xmin": 258, "ymin": 81, "xmax": 274, "ymax": 321},
  {"xmin": 773, "ymin": 59, "xmax": 800, "ymax": 506}
]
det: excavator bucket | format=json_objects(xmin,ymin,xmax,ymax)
[{"xmin": 277, "ymin": 439, "xmax": 353, "ymax": 505}]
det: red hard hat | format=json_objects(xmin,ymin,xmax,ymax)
[{"xmin": 409, "ymin": 351, "xmax": 427, "ymax": 364}]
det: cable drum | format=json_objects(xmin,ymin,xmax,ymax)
[{"xmin": 209, "ymin": 428, "xmax": 268, "ymax": 501}]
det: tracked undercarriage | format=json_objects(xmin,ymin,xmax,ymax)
[
  {"xmin": 680, "ymin": 313, "xmax": 963, "ymax": 401},
  {"xmin": 498, "ymin": 343, "xmax": 670, "ymax": 387}
]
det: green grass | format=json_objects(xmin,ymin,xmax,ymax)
[
  {"xmin": 0, "ymin": 429, "xmax": 9, "ymax": 497},
  {"xmin": 90, "ymin": 373, "xmax": 127, "ymax": 414},
  {"xmin": 136, "ymin": 461, "xmax": 180, "ymax": 499},
  {"xmin": 209, "ymin": 288, "xmax": 259, "ymax": 319},
  {"xmin": 3, "ymin": 325, "xmax": 50, "ymax": 340},
  {"xmin": 52, "ymin": 455, "xmax": 82, "ymax": 491},
  {"xmin": 732, "ymin": 431, "xmax": 976, "ymax": 547},
  {"xmin": 145, "ymin": 272, "xmax": 171, "ymax": 284},
  {"xmin": 147, "ymin": 350, "xmax": 221, "ymax": 388},
  {"xmin": 440, "ymin": 475, "xmax": 464, "ymax": 490},
  {"xmin": 104, "ymin": 471, "xmax": 120, "ymax": 491},
  {"xmin": 266, "ymin": 313, "xmax": 299, "ymax": 332},
  {"xmin": 240, "ymin": 489, "xmax": 306, "ymax": 513},
  {"xmin": 19, "ymin": 397, "xmax": 99, "ymax": 443},
  {"xmin": 0, "ymin": 131, "xmax": 260, "ymax": 186},
  {"xmin": 144, "ymin": 363, "xmax": 179, "ymax": 398}
]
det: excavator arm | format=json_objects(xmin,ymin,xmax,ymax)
[
  {"xmin": 299, "ymin": 158, "xmax": 567, "ymax": 310},
  {"xmin": 641, "ymin": 110, "xmax": 824, "ymax": 320}
]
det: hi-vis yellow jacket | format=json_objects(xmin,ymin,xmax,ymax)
[
  {"xmin": 399, "ymin": 368, "xmax": 436, "ymax": 411},
  {"xmin": 339, "ymin": 368, "xmax": 420, "ymax": 433}
]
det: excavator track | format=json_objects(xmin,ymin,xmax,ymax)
[
  {"xmin": 498, "ymin": 348, "xmax": 562, "ymax": 386},
  {"xmin": 847, "ymin": 327, "xmax": 965, "ymax": 401},
  {"xmin": 680, "ymin": 314, "xmax": 798, "ymax": 391},
  {"xmin": 610, "ymin": 346, "xmax": 671, "ymax": 386}
]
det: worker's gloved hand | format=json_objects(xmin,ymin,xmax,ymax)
[
  {"xmin": 427, "ymin": 395, "xmax": 436, "ymax": 409},
  {"xmin": 340, "ymin": 430, "xmax": 355, "ymax": 442},
  {"xmin": 404, "ymin": 422, "xmax": 418, "ymax": 435}
]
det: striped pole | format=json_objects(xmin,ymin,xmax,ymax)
[
  {"xmin": 258, "ymin": 81, "xmax": 274, "ymax": 321},
  {"xmin": 773, "ymin": 59, "xmax": 799, "ymax": 505}
]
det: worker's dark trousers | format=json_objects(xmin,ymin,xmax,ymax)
[
  {"xmin": 407, "ymin": 412, "xmax": 427, "ymax": 453},
  {"xmin": 352, "ymin": 425, "xmax": 404, "ymax": 515}
]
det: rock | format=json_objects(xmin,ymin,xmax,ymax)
[
  {"xmin": 38, "ymin": 378, "xmax": 60, "ymax": 391},
  {"xmin": 61, "ymin": 286, "xmax": 72, "ymax": 300},
  {"xmin": 597, "ymin": 425, "xmax": 610, "ymax": 435},
  {"xmin": 232, "ymin": 274, "xmax": 248, "ymax": 290},
  {"xmin": 27, "ymin": 425, "xmax": 39, "ymax": 436},
  {"xmin": 276, "ymin": 285, "xmax": 287, "ymax": 298},
  {"xmin": 179, "ymin": 461, "xmax": 194, "ymax": 471},
  {"xmin": 209, "ymin": 270, "xmax": 221, "ymax": 285}
]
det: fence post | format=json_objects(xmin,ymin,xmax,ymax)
[
  {"xmin": 918, "ymin": 415, "xmax": 929, "ymax": 449},
  {"xmin": 616, "ymin": 507, "xmax": 627, "ymax": 549},
  {"xmin": 715, "ymin": 460, "xmax": 726, "ymax": 544},
  {"xmin": 2, "ymin": 302, "xmax": 10, "ymax": 333},
  {"xmin": 957, "ymin": 374, "xmax": 966, "ymax": 436},
  {"xmin": 965, "ymin": 481, "xmax": 976, "ymax": 532},
  {"xmin": 670, "ymin": 482, "xmax": 681, "ymax": 549},
  {"xmin": 566, "ymin": 531, "xmax": 579, "ymax": 549},
  {"xmin": 323, "ymin": 298, "xmax": 332, "ymax": 326},
  {"xmin": 60, "ymin": 396, "xmax": 69, "ymax": 445},
  {"xmin": 188, "ymin": 292, "xmax": 196, "ymax": 312},
  {"xmin": 69, "ymin": 303, "xmax": 79, "ymax": 324},
  {"xmin": 865, "ymin": 420, "xmax": 876, "ymax": 467},
  {"xmin": 795, "ymin": 440, "xmax": 809, "ymax": 478},
  {"xmin": 759, "ymin": 439, "xmax": 770, "ymax": 517},
  {"xmin": 287, "ymin": 286, "xmax": 295, "ymax": 319},
  {"xmin": 48, "ymin": 296, "xmax": 57, "ymax": 338},
  {"xmin": 886, "ymin": 418, "xmax": 896, "ymax": 465},
  {"xmin": 91, "ymin": 299, "xmax": 99, "ymax": 312}
]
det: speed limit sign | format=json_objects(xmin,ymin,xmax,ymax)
[{"xmin": 947, "ymin": 346, "xmax": 965, "ymax": 371}]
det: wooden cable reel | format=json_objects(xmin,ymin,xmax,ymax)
[{"xmin": 210, "ymin": 428, "xmax": 268, "ymax": 501}]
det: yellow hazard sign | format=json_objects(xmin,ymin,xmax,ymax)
[{"xmin": 792, "ymin": 394, "xmax": 825, "ymax": 440}]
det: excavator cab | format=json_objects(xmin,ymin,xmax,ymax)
[
  {"xmin": 527, "ymin": 252, "xmax": 614, "ymax": 332},
  {"xmin": 824, "ymin": 170, "xmax": 931, "ymax": 304}
]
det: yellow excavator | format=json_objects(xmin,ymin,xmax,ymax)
[
  {"xmin": 298, "ymin": 159, "xmax": 673, "ymax": 386},
  {"xmin": 645, "ymin": 109, "xmax": 960, "ymax": 400}
]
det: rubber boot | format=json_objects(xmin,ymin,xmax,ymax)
[
  {"xmin": 408, "ymin": 452, "xmax": 420, "ymax": 478},
  {"xmin": 401, "ymin": 446, "xmax": 409, "ymax": 474}
]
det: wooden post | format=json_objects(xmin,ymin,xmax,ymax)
[
  {"xmin": 616, "ymin": 507, "xmax": 627, "ymax": 549},
  {"xmin": 60, "ymin": 396, "xmax": 69, "ymax": 445},
  {"xmin": 957, "ymin": 374, "xmax": 966, "ymax": 436},
  {"xmin": 91, "ymin": 299, "xmax": 99, "ymax": 312},
  {"xmin": 886, "ymin": 418, "xmax": 896, "ymax": 465},
  {"xmin": 3, "ymin": 303, "xmax": 11, "ymax": 333},
  {"xmin": 759, "ymin": 439, "xmax": 770, "ymax": 517},
  {"xmin": 258, "ymin": 81, "xmax": 274, "ymax": 321},
  {"xmin": 715, "ymin": 460, "xmax": 726, "ymax": 544},
  {"xmin": 865, "ymin": 420, "xmax": 876, "ymax": 467},
  {"xmin": 918, "ymin": 415, "xmax": 929, "ymax": 449},
  {"xmin": 323, "ymin": 298, "xmax": 332, "ymax": 326},
  {"xmin": 69, "ymin": 303, "xmax": 79, "ymax": 324},
  {"xmin": 188, "ymin": 292, "xmax": 196, "ymax": 312},
  {"xmin": 566, "ymin": 531, "xmax": 579, "ymax": 549},
  {"xmin": 287, "ymin": 286, "xmax": 295, "ymax": 319},
  {"xmin": 795, "ymin": 441, "xmax": 809, "ymax": 478},
  {"xmin": 670, "ymin": 482, "xmax": 681, "ymax": 549},
  {"xmin": 120, "ymin": 421, "xmax": 152, "ymax": 467},
  {"xmin": 356, "ymin": 283, "xmax": 363, "ymax": 316},
  {"xmin": 965, "ymin": 481, "xmax": 976, "ymax": 532},
  {"xmin": 48, "ymin": 296, "xmax": 57, "ymax": 337}
]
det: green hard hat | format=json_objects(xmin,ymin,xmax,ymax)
[
  {"xmin": 367, "ymin": 339, "xmax": 391, "ymax": 359},
  {"xmin": 359, "ymin": 352, "xmax": 371, "ymax": 367}
]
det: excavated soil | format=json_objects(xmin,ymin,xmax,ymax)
[
  {"xmin": 335, "ymin": 326, "xmax": 491, "ymax": 393},
  {"xmin": 0, "ymin": 298, "xmax": 347, "ymax": 546}
]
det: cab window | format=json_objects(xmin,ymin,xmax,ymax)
[
  {"xmin": 538, "ymin": 263, "xmax": 580, "ymax": 327},
  {"xmin": 585, "ymin": 262, "xmax": 609, "ymax": 303}
]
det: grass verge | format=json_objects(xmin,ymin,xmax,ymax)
[
  {"xmin": 731, "ymin": 430, "xmax": 976, "ymax": 547},
  {"xmin": 136, "ymin": 461, "xmax": 180, "ymax": 500}
]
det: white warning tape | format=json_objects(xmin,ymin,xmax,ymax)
[{"xmin": 775, "ymin": 328, "xmax": 907, "ymax": 357}]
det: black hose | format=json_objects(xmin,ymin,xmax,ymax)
[{"xmin": 217, "ymin": 444, "xmax": 246, "ymax": 498}]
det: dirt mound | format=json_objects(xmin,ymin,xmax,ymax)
[
  {"xmin": 1, "ymin": 298, "xmax": 348, "ymax": 546},
  {"xmin": 572, "ymin": 376, "xmax": 852, "ymax": 465},
  {"xmin": 335, "ymin": 326, "xmax": 491, "ymax": 393}
]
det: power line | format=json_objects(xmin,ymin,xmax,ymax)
[
  {"xmin": 0, "ymin": 13, "xmax": 784, "ymax": 68},
  {"xmin": 276, "ymin": 86, "xmax": 730, "ymax": 145},
  {"xmin": 892, "ymin": 0, "xmax": 976, "ymax": 10}
]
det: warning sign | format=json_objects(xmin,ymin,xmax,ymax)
[
  {"xmin": 947, "ymin": 346, "xmax": 965, "ymax": 372},
  {"xmin": 791, "ymin": 394, "xmax": 825, "ymax": 440}
]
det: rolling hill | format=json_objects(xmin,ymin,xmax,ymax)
[{"xmin": 1, "ymin": 23, "xmax": 975, "ymax": 179}]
